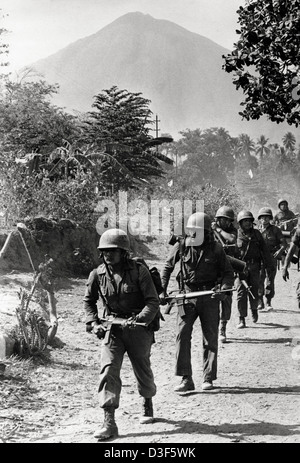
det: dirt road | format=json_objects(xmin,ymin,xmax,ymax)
[{"xmin": 1, "ymin": 249, "xmax": 300, "ymax": 444}]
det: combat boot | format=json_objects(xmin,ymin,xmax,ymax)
[
  {"xmin": 139, "ymin": 398, "xmax": 154, "ymax": 424},
  {"xmin": 257, "ymin": 298, "xmax": 264, "ymax": 310},
  {"xmin": 93, "ymin": 407, "xmax": 118, "ymax": 440},
  {"xmin": 237, "ymin": 317, "xmax": 246, "ymax": 329},
  {"xmin": 251, "ymin": 309, "xmax": 258, "ymax": 323},
  {"xmin": 219, "ymin": 321, "xmax": 227, "ymax": 343},
  {"xmin": 174, "ymin": 375, "xmax": 195, "ymax": 392},
  {"xmin": 265, "ymin": 298, "xmax": 274, "ymax": 311}
]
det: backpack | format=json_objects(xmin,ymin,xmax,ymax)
[{"xmin": 133, "ymin": 257, "xmax": 164, "ymax": 331}]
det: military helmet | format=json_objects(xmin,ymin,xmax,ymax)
[
  {"xmin": 98, "ymin": 228, "xmax": 130, "ymax": 251},
  {"xmin": 258, "ymin": 207, "xmax": 273, "ymax": 219},
  {"xmin": 186, "ymin": 212, "xmax": 211, "ymax": 231},
  {"xmin": 278, "ymin": 198, "xmax": 288, "ymax": 208},
  {"xmin": 215, "ymin": 206, "xmax": 234, "ymax": 221},
  {"xmin": 237, "ymin": 210, "xmax": 254, "ymax": 223}
]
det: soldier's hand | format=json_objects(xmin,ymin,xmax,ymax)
[
  {"xmin": 211, "ymin": 221, "xmax": 218, "ymax": 231},
  {"xmin": 159, "ymin": 291, "xmax": 168, "ymax": 305},
  {"xmin": 282, "ymin": 267, "xmax": 289, "ymax": 281},
  {"xmin": 211, "ymin": 286, "xmax": 227, "ymax": 301},
  {"xmin": 92, "ymin": 322, "xmax": 106, "ymax": 339}
]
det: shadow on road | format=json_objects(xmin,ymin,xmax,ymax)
[{"xmin": 121, "ymin": 417, "xmax": 300, "ymax": 441}]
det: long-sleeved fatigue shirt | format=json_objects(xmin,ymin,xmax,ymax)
[
  {"xmin": 274, "ymin": 209, "xmax": 297, "ymax": 232},
  {"xmin": 236, "ymin": 227, "xmax": 275, "ymax": 271},
  {"xmin": 161, "ymin": 238, "xmax": 234, "ymax": 291},
  {"xmin": 256, "ymin": 223, "xmax": 287, "ymax": 254},
  {"xmin": 83, "ymin": 259, "xmax": 159, "ymax": 326}
]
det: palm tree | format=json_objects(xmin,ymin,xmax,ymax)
[
  {"xmin": 256, "ymin": 135, "xmax": 270, "ymax": 163},
  {"xmin": 282, "ymin": 132, "xmax": 296, "ymax": 154}
]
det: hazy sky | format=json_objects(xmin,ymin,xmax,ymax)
[{"xmin": 1, "ymin": 0, "xmax": 244, "ymax": 73}]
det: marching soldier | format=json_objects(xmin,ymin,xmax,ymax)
[
  {"xmin": 211, "ymin": 206, "xmax": 237, "ymax": 343},
  {"xmin": 159, "ymin": 212, "xmax": 234, "ymax": 392},
  {"xmin": 274, "ymin": 199, "xmax": 298, "ymax": 233},
  {"xmin": 282, "ymin": 220, "xmax": 300, "ymax": 309},
  {"xmin": 256, "ymin": 207, "xmax": 287, "ymax": 311},
  {"xmin": 235, "ymin": 210, "xmax": 275, "ymax": 328},
  {"xmin": 83, "ymin": 228, "xmax": 160, "ymax": 440}
]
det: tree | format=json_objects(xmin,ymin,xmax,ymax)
[
  {"xmin": 282, "ymin": 131, "xmax": 296, "ymax": 153},
  {"xmin": 0, "ymin": 8, "xmax": 9, "ymax": 72},
  {"xmin": 171, "ymin": 127, "xmax": 235, "ymax": 188},
  {"xmin": 256, "ymin": 135, "xmax": 270, "ymax": 162},
  {"xmin": 0, "ymin": 72, "xmax": 78, "ymax": 153},
  {"xmin": 82, "ymin": 86, "xmax": 172, "ymax": 190},
  {"xmin": 223, "ymin": 0, "xmax": 300, "ymax": 126}
]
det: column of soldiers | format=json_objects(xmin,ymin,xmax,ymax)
[{"xmin": 83, "ymin": 199, "xmax": 299, "ymax": 441}]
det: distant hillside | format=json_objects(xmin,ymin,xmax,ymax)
[{"xmin": 28, "ymin": 12, "xmax": 298, "ymax": 143}]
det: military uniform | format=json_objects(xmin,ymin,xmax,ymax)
[
  {"xmin": 84, "ymin": 258, "xmax": 159, "ymax": 409},
  {"xmin": 235, "ymin": 227, "xmax": 274, "ymax": 321},
  {"xmin": 257, "ymin": 222, "xmax": 287, "ymax": 307},
  {"xmin": 83, "ymin": 228, "xmax": 160, "ymax": 440},
  {"xmin": 274, "ymin": 210, "xmax": 297, "ymax": 232},
  {"xmin": 161, "ymin": 235, "xmax": 234, "ymax": 386}
]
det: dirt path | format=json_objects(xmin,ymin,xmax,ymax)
[{"xmin": 1, "ymin": 250, "xmax": 300, "ymax": 444}]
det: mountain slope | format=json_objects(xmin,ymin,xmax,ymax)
[{"xmin": 29, "ymin": 12, "xmax": 297, "ymax": 142}]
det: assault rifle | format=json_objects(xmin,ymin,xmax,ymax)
[
  {"xmin": 99, "ymin": 316, "xmax": 147, "ymax": 344},
  {"xmin": 240, "ymin": 279, "xmax": 255, "ymax": 299},
  {"xmin": 213, "ymin": 229, "xmax": 247, "ymax": 273},
  {"xmin": 164, "ymin": 288, "xmax": 236, "ymax": 315}
]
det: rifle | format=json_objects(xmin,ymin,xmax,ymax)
[
  {"xmin": 164, "ymin": 288, "xmax": 236, "ymax": 314},
  {"xmin": 213, "ymin": 230, "xmax": 247, "ymax": 273},
  {"xmin": 240, "ymin": 279, "xmax": 255, "ymax": 299},
  {"xmin": 99, "ymin": 316, "xmax": 147, "ymax": 344}
]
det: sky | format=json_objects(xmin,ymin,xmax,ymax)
[{"xmin": 1, "ymin": 0, "xmax": 244, "ymax": 73}]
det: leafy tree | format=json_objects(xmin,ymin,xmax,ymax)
[
  {"xmin": 0, "ymin": 72, "xmax": 78, "ymax": 153},
  {"xmin": 0, "ymin": 8, "xmax": 9, "ymax": 73},
  {"xmin": 172, "ymin": 127, "xmax": 235, "ymax": 188},
  {"xmin": 223, "ymin": 0, "xmax": 300, "ymax": 126},
  {"xmin": 82, "ymin": 86, "xmax": 172, "ymax": 190}
]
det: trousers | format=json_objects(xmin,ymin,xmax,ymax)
[
  {"xmin": 258, "ymin": 256, "xmax": 277, "ymax": 301},
  {"xmin": 235, "ymin": 262, "xmax": 260, "ymax": 317},
  {"xmin": 175, "ymin": 295, "xmax": 219, "ymax": 383},
  {"xmin": 98, "ymin": 325, "xmax": 156, "ymax": 408}
]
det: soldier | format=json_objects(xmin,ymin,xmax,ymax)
[
  {"xmin": 256, "ymin": 207, "xmax": 287, "ymax": 311},
  {"xmin": 274, "ymin": 199, "xmax": 298, "ymax": 233},
  {"xmin": 83, "ymin": 228, "xmax": 160, "ymax": 441},
  {"xmin": 211, "ymin": 206, "xmax": 237, "ymax": 343},
  {"xmin": 282, "ymin": 220, "xmax": 300, "ymax": 309},
  {"xmin": 159, "ymin": 212, "xmax": 234, "ymax": 392},
  {"xmin": 235, "ymin": 210, "xmax": 275, "ymax": 328}
]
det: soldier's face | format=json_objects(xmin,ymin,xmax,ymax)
[
  {"xmin": 103, "ymin": 248, "xmax": 122, "ymax": 265},
  {"xmin": 259, "ymin": 216, "xmax": 271, "ymax": 227},
  {"xmin": 219, "ymin": 217, "xmax": 232, "ymax": 229},
  {"xmin": 240, "ymin": 219, "xmax": 253, "ymax": 231},
  {"xmin": 280, "ymin": 202, "xmax": 287, "ymax": 211}
]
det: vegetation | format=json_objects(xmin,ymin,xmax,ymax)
[{"xmin": 223, "ymin": 0, "xmax": 300, "ymax": 126}]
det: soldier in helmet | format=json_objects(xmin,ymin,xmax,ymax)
[
  {"xmin": 282, "ymin": 219, "xmax": 300, "ymax": 309},
  {"xmin": 83, "ymin": 228, "xmax": 160, "ymax": 441},
  {"xmin": 256, "ymin": 207, "xmax": 287, "ymax": 311},
  {"xmin": 235, "ymin": 210, "xmax": 275, "ymax": 328},
  {"xmin": 159, "ymin": 212, "xmax": 234, "ymax": 392},
  {"xmin": 211, "ymin": 206, "xmax": 237, "ymax": 343},
  {"xmin": 274, "ymin": 199, "xmax": 298, "ymax": 233}
]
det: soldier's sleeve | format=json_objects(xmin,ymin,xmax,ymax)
[
  {"xmin": 135, "ymin": 264, "xmax": 160, "ymax": 325},
  {"xmin": 257, "ymin": 230, "xmax": 275, "ymax": 270},
  {"xmin": 83, "ymin": 269, "xmax": 100, "ymax": 325},
  {"xmin": 217, "ymin": 244, "xmax": 235, "ymax": 288},
  {"xmin": 160, "ymin": 242, "xmax": 180, "ymax": 290}
]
